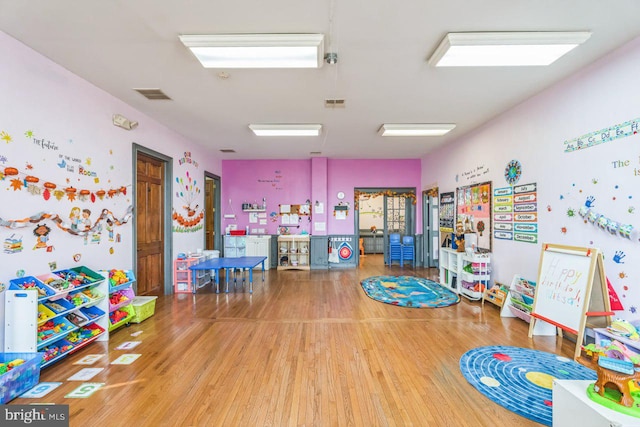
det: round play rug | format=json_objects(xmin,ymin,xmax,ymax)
[
  {"xmin": 360, "ymin": 275, "xmax": 459, "ymax": 308},
  {"xmin": 459, "ymin": 346, "xmax": 597, "ymax": 426}
]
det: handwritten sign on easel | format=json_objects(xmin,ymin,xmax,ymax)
[{"xmin": 528, "ymin": 243, "xmax": 612, "ymax": 359}]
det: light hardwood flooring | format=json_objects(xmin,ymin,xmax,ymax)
[{"xmin": 15, "ymin": 256, "xmax": 575, "ymax": 426}]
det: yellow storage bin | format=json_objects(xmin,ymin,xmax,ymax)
[{"xmin": 130, "ymin": 296, "xmax": 158, "ymax": 323}]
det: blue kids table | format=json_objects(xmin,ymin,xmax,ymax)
[{"xmin": 189, "ymin": 256, "xmax": 267, "ymax": 294}]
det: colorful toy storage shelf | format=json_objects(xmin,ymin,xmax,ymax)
[
  {"xmin": 500, "ymin": 275, "xmax": 537, "ymax": 323},
  {"xmin": 3, "ymin": 266, "xmax": 109, "ymax": 368},
  {"xmin": 102, "ymin": 269, "xmax": 136, "ymax": 332}
]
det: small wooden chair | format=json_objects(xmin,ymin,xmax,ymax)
[{"xmin": 359, "ymin": 238, "xmax": 365, "ymax": 256}]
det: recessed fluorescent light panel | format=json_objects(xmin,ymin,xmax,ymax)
[
  {"xmin": 249, "ymin": 124, "xmax": 322, "ymax": 136},
  {"xmin": 179, "ymin": 34, "xmax": 324, "ymax": 68},
  {"xmin": 378, "ymin": 124, "xmax": 456, "ymax": 137},
  {"xmin": 428, "ymin": 31, "xmax": 591, "ymax": 67}
]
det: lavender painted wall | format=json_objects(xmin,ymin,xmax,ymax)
[
  {"xmin": 0, "ymin": 30, "xmax": 221, "ymax": 290},
  {"xmin": 422, "ymin": 36, "xmax": 640, "ymax": 322}
]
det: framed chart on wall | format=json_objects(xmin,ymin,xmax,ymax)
[{"xmin": 456, "ymin": 181, "xmax": 492, "ymax": 251}]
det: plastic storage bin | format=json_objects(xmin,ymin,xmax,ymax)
[
  {"xmin": 0, "ymin": 352, "xmax": 44, "ymax": 404},
  {"xmin": 130, "ymin": 296, "xmax": 158, "ymax": 323}
]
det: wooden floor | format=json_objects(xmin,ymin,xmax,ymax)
[{"xmin": 16, "ymin": 255, "xmax": 576, "ymax": 426}]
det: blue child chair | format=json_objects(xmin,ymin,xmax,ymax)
[
  {"xmin": 401, "ymin": 235, "xmax": 415, "ymax": 267},
  {"xmin": 387, "ymin": 233, "xmax": 402, "ymax": 265}
]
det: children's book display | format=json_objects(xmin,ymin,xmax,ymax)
[{"xmin": 3, "ymin": 266, "xmax": 110, "ymax": 367}]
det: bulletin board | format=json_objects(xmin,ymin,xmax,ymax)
[
  {"xmin": 456, "ymin": 181, "xmax": 492, "ymax": 251},
  {"xmin": 528, "ymin": 243, "xmax": 611, "ymax": 360}
]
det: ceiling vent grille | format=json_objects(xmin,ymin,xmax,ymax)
[
  {"xmin": 324, "ymin": 99, "xmax": 345, "ymax": 108},
  {"xmin": 310, "ymin": 152, "xmax": 322, "ymax": 156},
  {"xmin": 134, "ymin": 88, "xmax": 172, "ymax": 100},
  {"xmin": 220, "ymin": 149, "xmax": 236, "ymax": 153}
]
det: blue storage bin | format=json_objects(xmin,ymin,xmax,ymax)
[{"xmin": 0, "ymin": 352, "xmax": 44, "ymax": 404}]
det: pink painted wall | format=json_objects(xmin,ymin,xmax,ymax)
[
  {"xmin": 222, "ymin": 160, "xmax": 312, "ymax": 234},
  {"xmin": 222, "ymin": 158, "xmax": 422, "ymax": 236},
  {"xmin": 328, "ymin": 159, "xmax": 422, "ymax": 234},
  {"xmin": 311, "ymin": 157, "xmax": 328, "ymax": 235}
]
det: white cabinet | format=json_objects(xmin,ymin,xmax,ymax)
[
  {"xmin": 246, "ymin": 235, "xmax": 271, "ymax": 269},
  {"xmin": 277, "ymin": 235, "xmax": 310, "ymax": 270}
]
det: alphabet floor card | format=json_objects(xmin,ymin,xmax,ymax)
[
  {"xmin": 74, "ymin": 354, "xmax": 105, "ymax": 365},
  {"xmin": 65, "ymin": 383, "xmax": 105, "ymax": 398},
  {"xmin": 111, "ymin": 354, "xmax": 141, "ymax": 365},
  {"xmin": 115, "ymin": 341, "xmax": 141, "ymax": 350},
  {"xmin": 20, "ymin": 382, "xmax": 63, "ymax": 398},
  {"xmin": 67, "ymin": 368, "xmax": 104, "ymax": 381}
]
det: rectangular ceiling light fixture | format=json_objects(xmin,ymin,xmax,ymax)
[
  {"xmin": 428, "ymin": 31, "xmax": 591, "ymax": 67},
  {"xmin": 378, "ymin": 124, "xmax": 456, "ymax": 137},
  {"xmin": 179, "ymin": 34, "xmax": 324, "ymax": 68},
  {"xmin": 249, "ymin": 124, "xmax": 322, "ymax": 136}
]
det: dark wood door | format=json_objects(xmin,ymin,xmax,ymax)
[
  {"xmin": 205, "ymin": 178, "xmax": 215, "ymax": 250},
  {"xmin": 136, "ymin": 153, "xmax": 164, "ymax": 295}
]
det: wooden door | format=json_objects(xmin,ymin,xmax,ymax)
[
  {"xmin": 205, "ymin": 178, "xmax": 215, "ymax": 250},
  {"xmin": 136, "ymin": 153, "xmax": 164, "ymax": 295}
]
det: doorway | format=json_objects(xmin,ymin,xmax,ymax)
[
  {"xmin": 355, "ymin": 188, "xmax": 416, "ymax": 265},
  {"xmin": 133, "ymin": 145, "xmax": 172, "ymax": 295},
  {"xmin": 422, "ymin": 189, "xmax": 439, "ymax": 268},
  {"xmin": 204, "ymin": 172, "xmax": 221, "ymax": 252}
]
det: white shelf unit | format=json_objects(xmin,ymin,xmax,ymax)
[
  {"xmin": 3, "ymin": 267, "xmax": 109, "ymax": 368},
  {"xmin": 439, "ymin": 248, "xmax": 491, "ymax": 300},
  {"xmin": 459, "ymin": 253, "xmax": 491, "ymax": 301},
  {"xmin": 439, "ymin": 247, "xmax": 464, "ymax": 293},
  {"xmin": 500, "ymin": 275, "xmax": 536, "ymax": 323},
  {"xmin": 277, "ymin": 235, "xmax": 310, "ymax": 270}
]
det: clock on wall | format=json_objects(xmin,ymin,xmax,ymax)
[{"xmin": 337, "ymin": 191, "xmax": 345, "ymax": 200}]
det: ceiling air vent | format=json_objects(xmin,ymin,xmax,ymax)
[
  {"xmin": 134, "ymin": 88, "xmax": 172, "ymax": 100},
  {"xmin": 324, "ymin": 99, "xmax": 345, "ymax": 108},
  {"xmin": 220, "ymin": 149, "xmax": 236, "ymax": 153},
  {"xmin": 310, "ymin": 152, "xmax": 322, "ymax": 156}
]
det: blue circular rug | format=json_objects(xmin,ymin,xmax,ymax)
[
  {"xmin": 460, "ymin": 346, "xmax": 597, "ymax": 426},
  {"xmin": 360, "ymin": 275, "xmax": 459, "ymax": 308}
]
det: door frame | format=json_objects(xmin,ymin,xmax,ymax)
[
  {"xmin": 354, "ymin": 187, "xmax": 416, "ymax": 265},
  {"xmin": 422, "ymin": 189, "xmax": 439, "ymax": 268},
  {"xmin": 204, "ymin": 171, "xmax": 222, "ymax": 252},
  {"xmin": 132, "ymin": 143, "xmax": 173, "ymax": 295}
]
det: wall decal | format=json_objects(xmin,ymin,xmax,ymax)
[
  {"xmin": 16, "ymin": 269, "xmax": 25, "ymax": 278},
  {"xmin": 1, "ymin": 164, "xmax": 129, "ymax": 202},
  {"xmin": 0, "ymin": 206, "xmax": 133, "ymax": 236},
  {"xmin": 32, "ymin": 223, "xmax": 53, "ymax": 250},
  {"xmin": 504, "ymin": 159, "xmax": 522, "ymax": 185},
  {"xmin": 564, "ymin": 117, "xmax": 640, "ymax": 152},
  {"xmin": 172, "ymin": 171, "xmax": 203, "ymax": 232},
  {"xmin": 3, "ymin": 233, "xmax": 23, "ymax": 253}
]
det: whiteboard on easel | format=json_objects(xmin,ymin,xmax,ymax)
[
  {"xmin": 532, "ymin": 245, "xmax": 595, "ymax": 334},
  {"xmin": 528, "ymin": 243, "xmax": 612, "ymax": 359}
]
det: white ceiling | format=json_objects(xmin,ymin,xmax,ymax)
[{"xmin": 2, "ymin": 1, "xmax": 640, "ymax": 160}]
